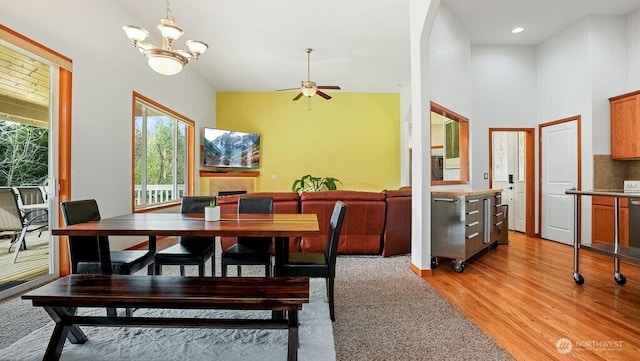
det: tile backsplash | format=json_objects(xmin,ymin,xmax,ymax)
[{"xmin": 593, "ymin": 155, "xmax": 640, "ymax": 189}]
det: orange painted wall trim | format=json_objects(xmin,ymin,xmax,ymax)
[
  {"xmin": 410, "ymin": 262, "xmax": 433, "ymax": 277},
  {"xmin": 58, "ymin": 68, "xmax": 72, "ymax": 275}
]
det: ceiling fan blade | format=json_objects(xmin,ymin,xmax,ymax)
[
  {"xmin": 317, "ymin": 85, "xmax": 341, "ymax": 90},
  {"xmin": 276, "ymin": 87, "xmax": 300, "ymax": 92},
  {"xmin": 316, "ymin": 90, "xmax": 332, "ymax": 100},
  {"xmin": 292, "ymin": 92, "xmax": 303, "ymax": 101}
]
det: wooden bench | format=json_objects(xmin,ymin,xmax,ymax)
[{"xmin": 22, "ymin": 274, "xmax": 309, "ymax": 361}]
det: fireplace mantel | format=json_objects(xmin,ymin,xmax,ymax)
[{"xmin": 199, "ymin": 170, "xmax": 260, "ymax": 178}]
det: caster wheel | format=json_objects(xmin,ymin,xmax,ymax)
[
  {"xmin": 490, "ymin": 242, "xmax": 498, "ymax": 249},
  {"xmin": 615, "ymin": 274, "xmax": 627, "ymax": 285},
  {"xmin": 431, "ymin": 257, "xmax": 438, "ymax": 269},
  {"xmin": 573, "ymin": 273, "xmax": 584, "ymax": 285},
  {"xmin": 452, "ymin": 261, "xmax": 465, "ymax": 273}
]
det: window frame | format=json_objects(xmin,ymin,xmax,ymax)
[{"xmin": 131, "ymin": 91, "xmax": 194, "ymax": 212}]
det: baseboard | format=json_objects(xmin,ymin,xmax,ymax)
[{"xmin": 409, "ymin": 262, "xmax": 433, "ymax": 277}]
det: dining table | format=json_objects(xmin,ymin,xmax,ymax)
[{"xmin": 51, "ymin": 212, "xmax": 320, "ymax": 275}]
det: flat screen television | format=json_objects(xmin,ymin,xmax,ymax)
[{"xmin": 202, "ymin": 128, "xmax": 260, "ymax": 169}]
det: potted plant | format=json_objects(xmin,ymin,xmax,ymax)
[
  {"xmin": 204, "ymin": 199, "xmax": 220, "ymax": 221},
  {"xmin": 292, "ymin": 174, "xmax": 342, "ymax": 193}
]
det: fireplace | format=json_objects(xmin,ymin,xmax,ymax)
[{"xmin": 218, "ymin": 190, "xmax": 248, "ymax": 196}]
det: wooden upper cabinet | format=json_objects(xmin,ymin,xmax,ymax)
[{"xmin": 610, "ymin": 90, "xmax": 640, "ymax": 159}]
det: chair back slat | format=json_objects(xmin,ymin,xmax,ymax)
[
  {"xmin": 238, "ymin": 197, "xmax": 273, "ymax": 214},
  {"xmin": 181, "ymin": 196, "xmax": 216, "ymax": 214},
  {"xmin": 0, "ymin": 188, "xmax": 23, "ymax": 232},
  {"xmin": 326, "ymin": 201, "xmax": 347, "ymax": 276},
  {"xmin": 180, "ymin": 196, "xmax": 216, "ymax": 244},
  {"xmin": 60, "ymin": 199, "xmax": 103, "ymax": 273},
  {"xmin": 16, "ymin": 187, "xmax": 47, "ymax": 222},
  {"xmin": 237, "ymin": 197, "xmax": 274, "ymax": 246}
]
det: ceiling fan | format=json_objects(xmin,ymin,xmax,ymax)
[{"xmin": 276, "ymin": 48, "xmax": 341, "ymax": 101}]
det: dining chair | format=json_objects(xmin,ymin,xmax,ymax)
[
  {"xmin": 154, "ymin": 196, "xmax": 217, "ymax": 276},
  {"xmin": 60, "ymin": 199, "xmax": 156, "ymax": 275},
  {"xmin": 221, "ymin": 196, "xmax": 274, "ymax": 277},
  {"xmin": 60, "ymin": 199, "xmax": 157, "ymax": 317},
  {"xmin": 0, "ymin": 188, "xmax": 49, "ymax": 263},
  {"xmin": 277, "ymin": 201, "xmax": 347, "ymax": 322}
]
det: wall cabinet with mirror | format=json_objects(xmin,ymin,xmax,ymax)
[{"xmin": 430, "ymin": 102, "xmax": 469, "ymax": 185}]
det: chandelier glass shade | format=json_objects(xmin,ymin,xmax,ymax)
[{"xmin": 122, "ymin": 1, "xmax": 207, "ymax": 76}]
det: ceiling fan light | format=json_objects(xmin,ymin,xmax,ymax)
[
  {"xmin": 301, "ymin": 87, "xmax": 316, "ymax": 97},
  {"xmin": 123, "ymin": 25, "xmax": 149, "ymax": 41},
  {"xmin": 186, "ymin": 40, "xmax": 208, "ymax": 56}
]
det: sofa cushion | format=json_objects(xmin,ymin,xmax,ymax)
[
  {"xmin": 382, "ymin": 188, "xmax": 411, "ymax": 256},
  {"xmin": 300, "ymin": 191, "xmax": 386, "ymax": 254}
]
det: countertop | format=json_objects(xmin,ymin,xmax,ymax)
[
  {"xmin": 432, "ymin": 189, "xmax": 502, "ymax": 197},
  {"xmin": 565, "ymin": 189, "xmax": 640, "ymax": 198}
]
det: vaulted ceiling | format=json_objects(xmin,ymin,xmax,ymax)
[
  {"xmin": 117, "ymin": 0, "xmax": 640, "ymax": 93},
  {"xmin": 2, "ymin": 0, "xmax": 640, "ymax": 125}
]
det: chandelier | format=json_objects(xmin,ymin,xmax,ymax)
[{"xmin": 122, "ymin": 0, "xmax": 208, "ymax": 76}]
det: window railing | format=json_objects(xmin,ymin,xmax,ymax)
[{"xmin": 134, "ymin": 184, "xmax": 186, "ymax": 206}]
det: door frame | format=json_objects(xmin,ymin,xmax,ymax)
[
  {"xmin": 488, "ymin": 128, "xmax": 535, "ymax": 237},
  {"xmin": 538, "ymin": 116, "xmax": 581, "ymax": 241},
  {"xmin": 0, "ymin": 25, "xmax": 72, "ymax": 297}
]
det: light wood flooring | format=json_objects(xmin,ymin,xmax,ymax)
[
  {"xmin": 0, "ymin": 231, "xmax": 50, "ymax": 289},
  {"xmin": 425, "ymin": 231, "xmax": 640, "ymax": 361}
]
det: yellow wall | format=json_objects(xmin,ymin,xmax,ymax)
[{"xmin": 216, "ymin": 92, "xmax": 401, "ymax": 192}]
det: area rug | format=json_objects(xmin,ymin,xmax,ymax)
[{"xmin": 0, "ymin": 278, "xmax": 334, "ymax": 361}]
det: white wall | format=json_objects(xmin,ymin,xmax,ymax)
[
  {"xmin": 1, "ymin": 0, "xmax": 216, "ymax": 249},
  {"xmin": 589, "ymin": 15, "xmax": 628, "ymax": 155},
  {"xmin": 628, "ymin": 9, "xmax": 640, "ymax": 89},
  {"xmin": 429, "ymin": 5, "xmax": 471, "ymax": 116},
  {"xmin": 428, "ymin": 3, "xmax": 472, "ymax": 190},
  {"xmin": 471, "ymin": 45, "xmax": 537, "ymax": 189}
]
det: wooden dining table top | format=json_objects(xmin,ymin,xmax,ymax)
[{"xmin": 51, "ymin": 213, "xmax": 320, "ymax": 238}]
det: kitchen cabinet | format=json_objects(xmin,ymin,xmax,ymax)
[
  {"xmin": 610, "ymin": 90, "xmax": 640, "ymax": 159},
  {"xmin": 592, "ymin": 196, "xmax": 629, "ymax": 247},
  {"xmin": 431, "ymin": 189, "xmax": 503, "ymax": 272}
]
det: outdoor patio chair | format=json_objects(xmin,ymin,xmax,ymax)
[{"xmin": 0, "ymin": 188, "xmax": 48, "ymax": 263}]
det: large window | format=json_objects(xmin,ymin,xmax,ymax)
[{"xmin": 133, "ymin": 92, "xmax": 194, "ymax": 210}]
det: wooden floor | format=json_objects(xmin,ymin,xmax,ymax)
[
  {"xmin": 0, "ymin": 231, "xmax": 50, "ymax": 288},
  {"xmin": 426, "ymin": 231, "xmax": 640, "ymax": 361}
]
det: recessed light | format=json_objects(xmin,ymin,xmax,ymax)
[{"xmin": 512, "ymin": 27, "xmax": 524, "ymax": 34}]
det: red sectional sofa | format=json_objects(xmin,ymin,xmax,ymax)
[
  {"xmin": 299, "ymin": 190, "xmax": 386, "ymax": 254},
  {"xmin": 216, "ymin": 188, "xmax": 411, "ymax": 257},
  {"xmin": 381, "ymin": 188, "xmax": 412, "ymax": 257}
]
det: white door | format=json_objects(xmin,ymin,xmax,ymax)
[
  {"xmin": 492, "ymin": 131, "xmax": 526, "ymax": 232},
  {"xmin": 512, "ymin": 132, "xmax": 526, "ymax": 232},
  {"xmin": 541, "ymin": 120, "xmax": 578, "ymax": 245}
]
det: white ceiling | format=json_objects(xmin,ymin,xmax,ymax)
[{"xmin": 117, "ymin": 0, "xmax": 640, "ymax": 93}]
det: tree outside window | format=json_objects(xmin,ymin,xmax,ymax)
[{"xmin": 0, "ymin": 120, "xmax": 48, "ymax": 186}]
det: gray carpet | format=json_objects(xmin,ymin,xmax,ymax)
[
  {"xmin": 333, "ymin": 255, "xmax": 513, "ymax": 361},
  {"xmin": 0, "ymin": 254, "xmax": 513, "ymax": 360}
]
